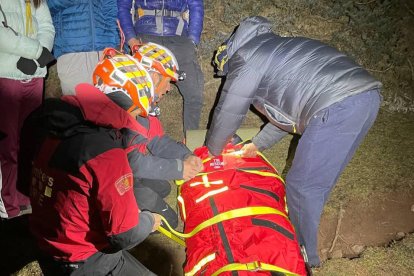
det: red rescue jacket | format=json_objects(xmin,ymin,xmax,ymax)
[{"xmin": 29, "ymin": 84, "xmax": 141, "ymax": 262}]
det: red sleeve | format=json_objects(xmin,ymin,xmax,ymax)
[
  {"xmin": 85, "ymin": 148, "xmax": 139, "ymax": 236},
  {"xmin": 148, "ymin": 116, "xmax": 164, "ymax": 138}
]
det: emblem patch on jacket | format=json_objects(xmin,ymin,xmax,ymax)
[{"xmin": 115, "ymin": 173, "xmax": 133, "ymax": 195}]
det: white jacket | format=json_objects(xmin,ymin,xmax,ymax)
[{"xmin": 0, "ymin": 0, "xmax": 55, "ymax": 80}]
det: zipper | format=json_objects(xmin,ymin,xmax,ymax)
[{"xmin": 264, "ymin": 103, "xmax": 297, "ymax": 133}]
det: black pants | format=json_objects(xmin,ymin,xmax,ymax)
[
  {"xmin": 134, "ymin": 178, "xmax": 178, "ymax": 229},
  {"xmin": 40, "ymin": 251, "xmax": 155, "ymax": 276},
  {"xmin": 139, "ymin": 34, "xmax": 204, "ymax": 131}
]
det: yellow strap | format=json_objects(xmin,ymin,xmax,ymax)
[
  {"xmin": 157, "ymin": 225, "xmax": 186, "ymax": 246},
  {"xmin": 25, "ymin": 0, "xmax": 33, "ymax": 35},
  {"xmin": 212, "ymin": 261, "xmax": 300, "ymax": 276},
  {"xmin": 237, "ymin": 168, "xmax": 285, "ymax": 183},
  {"xmin": 159, "ymin": 206, "xmax": 287, "ymax": 241}
]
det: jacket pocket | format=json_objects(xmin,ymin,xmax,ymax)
[
  {"xmin": 308, "ymin": 108, "xmax": 329, "ymax": 127},
  {"xmin": 264, "ymin": 104, "xmax": 297, "ymax": 133}
]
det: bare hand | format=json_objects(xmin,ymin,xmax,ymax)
[
  {"xmin": 241, "ymin": 143, "xmax": 258, "ymax": 157},
  {"xmin": 151, "ymin": 213, "xmax": 162, "ymax": 232},
  {"xmin": 128, "ymin": 37, "xmax": 142, "ymax": 52},
  {"xmin": 182, "ymin": 155, "xmax": 203, "ymax": 181}
]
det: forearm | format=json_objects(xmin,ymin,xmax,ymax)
[
  {"xmin": 147, "ymin": 136, "xmax": 192, "ymax": 160},
  {"xmin": 0, "ymin": 27, "xmax": 42, "ymax": 59},
  {"xmin": 129, "ymin": 152, "xmax": 183, "ymax": 180},
  {"xmin": 108, "ymin": 211, "xmax": 154, "ymax": 251},
  {"xmin": 35, "ymin": 2, "xmax": 55, "ymax": 51},
  {"xmin": 117, "ymin": 0, "xmax": 136, "ymax": 42},
  {"xmin": 252, "ymin": 123, "xmax": 288, "ymax": 151},
  {"xmin": 187, "ymin": 0, "xmax": 204, "ymax": 44}
]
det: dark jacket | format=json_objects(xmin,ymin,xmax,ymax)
[
  {"xmin": 117, "ymin": 0, "xmax": 204, "ymax": 44},
  {"xmin": 206, "ymin": 16, "xmax": 382, "ymax": 155},
  {"xmin": 123, "ymin": 115, "xmax": 192, "ymax": 181},
  {"xmin": 47, "ymin": 0, "xmax": 120, "ymax": 58},
  {"xmin": 27, "ymin": 85, "xmax": 153, "ymax": 262}
]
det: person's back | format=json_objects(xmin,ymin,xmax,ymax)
[
  {"xmin": 27, "ymin": 87, "xmax": 158, "ymax": 275},
  {"xmin": 239, "ymin": 34, "xmax": 380, "ymax": 126}
]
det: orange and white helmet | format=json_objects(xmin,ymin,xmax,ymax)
[
  {"xmin": 132, "ymin": 42, "xmax": 185, "ymax": 82},
  {"xmin": 93, "ymin": 48, "xmax": 155, "ymax": 117}
]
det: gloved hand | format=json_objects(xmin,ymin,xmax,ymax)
[
  {"xmin": 16, "ymin": 57, "xmax": 37, "ymax": 75},
  {"xmin": 36, "ymin": 47, "xmax": 55, "ymax": 67}
]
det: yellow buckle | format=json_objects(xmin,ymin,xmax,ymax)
[
  {"xmin": 137, "ymin": 8, "xmax": 144, "ymax": 18},
  {"xmin": 246, "ymin": 261, "xmax": 262, "ymax": 271}
]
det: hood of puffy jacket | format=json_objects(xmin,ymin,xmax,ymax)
[
  {"xmin": 41, "ymin": 83, "xmax": 142, "ymax": 138},
  {"xmin": 225, "ymin": 16, "xmax": 272, "ymax": 65}
]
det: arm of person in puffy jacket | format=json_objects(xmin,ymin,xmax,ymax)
[
  {"xmin": 91, "ymin": 148, "xmax": 154, "ymax": 251},
  {"xmin": 187, "ymin": 0, "xmax": 204, "ymax": 45},
  {"xmin": 0, "ymin": 1, "xmax": 54, "ymax": 60},
  {"xmin": 117, "ymin": 0, "xmax": 137, "ymax": 43},
  {"xmin": 252, "ymin": 123, "xmax": 288, "ymax": 151},
  {"xmin": 146, "ymin": 135, "xmax": 192, "ymax": 160},
  {"xmin": 128, "ymin": 150, "xmax": 184, "ymax": 180},
  {"xmin": 206, "ymin": 53, "xmax": 262, "ymax": 156}
]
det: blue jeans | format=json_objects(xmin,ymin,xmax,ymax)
[{"xmin": 286, "ymin": 89, "xmax": 381, "ymax": 266}]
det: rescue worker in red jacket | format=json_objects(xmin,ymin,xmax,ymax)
[
  {"xmin": 26, "ymin": 81, "xmax": 161, "ymax": 275},
  {"xmin": 92, "ymin": 46, "xmax": 203, "ymax": 229}
]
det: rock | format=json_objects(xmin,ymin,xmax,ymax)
[
  {"xmin": 320, "ymin": 248, "xmax": 329, "ymax": 261},
  {"xmin": 411, "ymin": 204, "xmax": 414, "ymax": 212},
  {"xmin": 396, "ymin": 232, "xmax": 406, "ymax": 239},
  {"xmin": 351, "ymin": 244, "xmax": 365, "ymax": 254},
  {"xmin": 330, "ymin": 249, "xmax": 343, "ymax": 259}
]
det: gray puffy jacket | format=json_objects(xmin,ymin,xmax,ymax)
[{"xmin": 206, "ymin": 16, "xmax": 382, "ymax": 155}]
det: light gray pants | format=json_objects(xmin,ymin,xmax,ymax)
[{"xmin": 57, "ymin": 51, "xmax": 102, "ymax": 95}]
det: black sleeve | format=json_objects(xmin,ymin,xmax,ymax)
[
  {"xmin": 147, "ymin": 135, "xmax": 192, "ymax": 160},
  {"xmin": 108, "ymin": 211, "xmax": 154, "ymax": 251},
  {"xmin": 128, "ymin": 150, "xmax": 183, "ymax": 180}
]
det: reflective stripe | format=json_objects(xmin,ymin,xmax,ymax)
[
  {"xmin": 190, "ymin": 179, "xmax": 223, "ymax": 187},
  {"xmin": 155, "ymin": 15, "xmax": 162, "ymax": 34},
  {"xmin": 176, "ymin": 16, "xmax": 184, "ymax": 35},
  {"xmin": 212, "ymin": 261, "xmax": 300, "ymax": 276},
  {"xmin": 177, "ymin": 195, "xmax": 186, "ymax": 221},
  {"xmin": 185, "ymin": 253, "xmax": 216, "ymax": 276},
  {"xmin": 150, "ymin": 49, "xmax": 165, "ymax": 59},
  {"xmin": 195, "ymin": 186, "xmax": 229, "ymax": 203},
  {"xmin": 138, "ymin": 8, "xmax": 189, "ymax": 36},
  {"xmin": 190, "ymin": 174, "xmax": 223, "ymax": 187}
]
